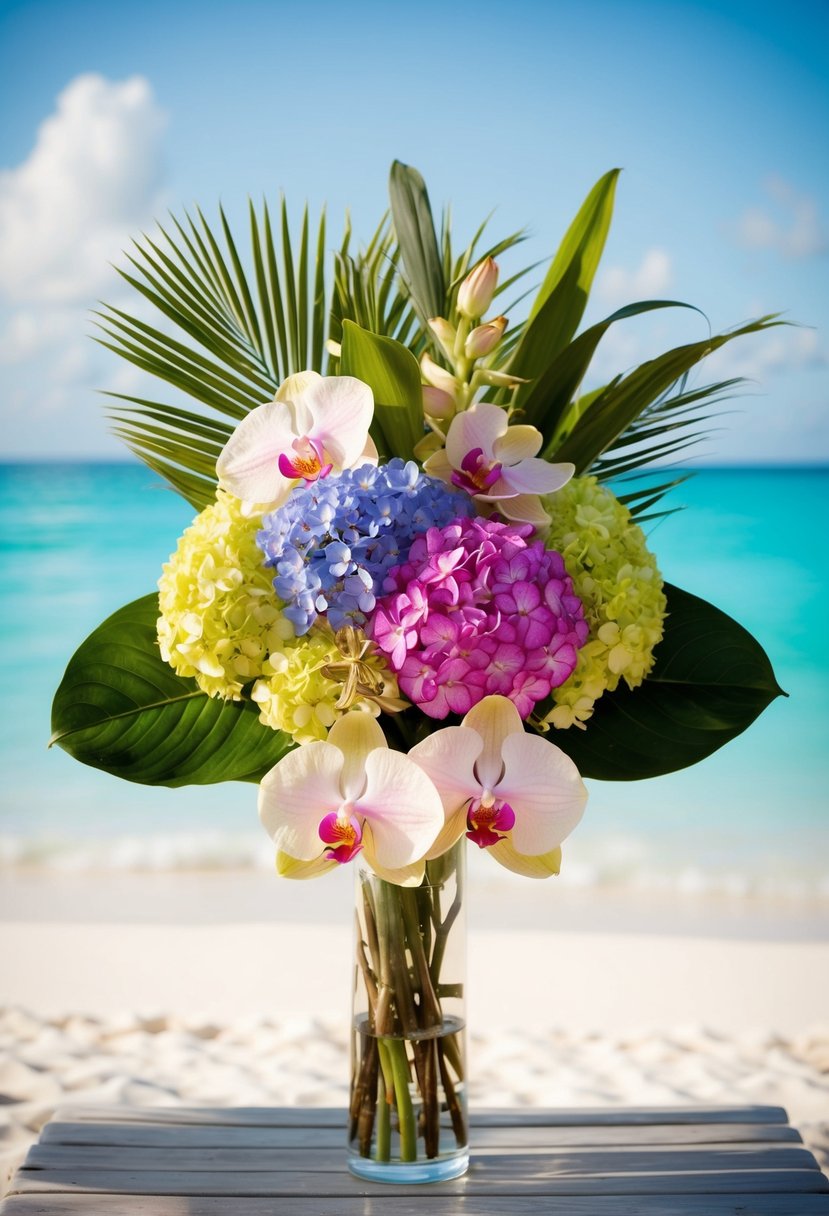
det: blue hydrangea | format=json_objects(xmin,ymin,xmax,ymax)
[{"xmin": 257, "ymin": 460, "xmax": 473, "ymax": 634}]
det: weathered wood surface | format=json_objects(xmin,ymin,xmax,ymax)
[{"xmin": 3, "ymin": 1105, "xmax": 827, "ymax": 1216}]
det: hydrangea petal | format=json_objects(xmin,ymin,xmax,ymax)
[
  {"xmin": 495, "ymin": 731, "xmax": 587, "ymax": 856},
  {"xmin": 487, "ymin": 840, "xmax": 563, "ymax": 879},
  {"xmin": 358, "ymin": 748, "xmax": 444, "ymax": 869},
  {"xmin": 259, "ymin": 740, "xmax": 344, "ymax": 860}
]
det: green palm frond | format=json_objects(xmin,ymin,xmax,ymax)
[
  {"xmin": 329, "ymin": 214, "xmax": 423, "ymax": 353},
  {"xmin": 97, "ymin": 199, "xmax": 330, "ymax": 510}
]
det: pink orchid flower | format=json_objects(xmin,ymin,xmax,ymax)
[
  {"xmin": 408, "ymin": 695, "xmax": 587, "ymax": 878},
  {"xmin": 216, "ymin": 371, "xmax": 376, "ymax": 509},
  {"xmin": 423, "ymin": 402, "xmax": 573, "ymax": 527},
  {"xmin": 258, "ymin": 713, "xmax": 445, "ymax": 886}
]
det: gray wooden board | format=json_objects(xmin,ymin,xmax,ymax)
[
  {"xmin": 11, "ymin": 1167, "xmax": 829, "ymax": 1197},
  {"xmin": 4, "ymin": 1197, "xmax": 829, "ymax": 1216},
  {"xmin": 22, "ymin": 1143, "xmax": 822, "ymax": 1174},
  {"xmin": 51, "ymin": 1103, "xmax": 790, "ymax": 1126},
  {"xmin": 37, "ymin": 1120, "xmax": 804, "ymax": 1149},
  {"xmin": 3, "ymin": 1197, "xmax": 829, "ymax": 1215}
]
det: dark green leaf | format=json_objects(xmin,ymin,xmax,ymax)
[
  {"xmin": 50, "ymin": 595, "xmax": 293, "ymax": 787},
  {"xmin": 509, "ymin": 170, "xmax": 620, "ymax": 408},
  {"xmin": 340, "ymin": 320, "xmax": 424, "ymax": 459},
  {"xmin": 551, "ymin": 316, "xmax": 783, "ymax": 471},
  {"xmin": 546, "ymin": 584, "xmax": 785, "ymax": 781}
]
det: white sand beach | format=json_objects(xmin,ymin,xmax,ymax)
[{"xmin": 1, "ymin": 869, "xmax": 827, "ymax": 1196}]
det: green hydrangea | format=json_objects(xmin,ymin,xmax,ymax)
[
  {"xmin": 157, "ymin": 492, "xmax": 394, "ymax": 744},
  {"xmin": 541, "ymin": 476, "xmax": 667, "ymax": 729}
]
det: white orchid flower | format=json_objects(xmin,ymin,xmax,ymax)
[
  {"xmin": 423, "ymin": 401, "xmax": 574, "ymax": 527},
  {"xmin": 259, "ymin": 713, "xmax": 445, "ymax": 886},
  {"xmin": 408, "ymin": 695, "xmax": 587, "ymax": 879},
  {"xmin": 216, "ymin": 371, "xmax": 377, "ymax": 509}
]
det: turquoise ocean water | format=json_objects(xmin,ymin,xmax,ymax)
[{"xmin": 1, "ymin": 463, "xmax": 827, "ymax": 900}]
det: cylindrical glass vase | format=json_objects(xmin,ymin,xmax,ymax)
[{"xmin": 348, "ymin": 839, "xmax": 468, "ymax": 1183}]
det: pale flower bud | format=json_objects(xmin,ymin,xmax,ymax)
[
  {"xmin": 422, "ymin": 385, "xmax": 457, "ymax": 421},
  {"xmin": 428, "ymin": 317, "xmax": 457, "ymax": 357},
  {"xmin": 457, "ymin": 257, "xmax": 498, "ymax": 319},
  {"xmin": 325, "ymin": 339, "xmax": 342, "ymax": 358},
  {"xmin": 477, "ymin": 368, "xmax": 530, "ymax": 388},
  {"xmin": 465, "ymin": 315, "xmax": 508, "ymax": 359},
  {"xmin": 421, "ymin": 352, "xmax": 459, "ymax": 397}
]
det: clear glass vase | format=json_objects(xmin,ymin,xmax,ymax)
[{"xmin": 348, "ymin": 839, "xmax": 468, "ymax": 1183}]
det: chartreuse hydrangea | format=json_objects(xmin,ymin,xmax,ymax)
[
  {"xmin": 157, "ymin": 491, "xmax": 397, "ymax": 744},
  {"xmin": 540, "ymin": 476, "xmax": 667, "ymax": 729}
]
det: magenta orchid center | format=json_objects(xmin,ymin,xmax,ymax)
[
  {"xmin": 466, "ymin": 792, "xmax": 516, "ymax": 849},
  {"xmin": 451, "ymin": 447, "xmax": 502, "ymax": 497},
  {"xmin": 277, "ymin": 435, "xmax": 334, "ymax": 484},
  {"xmin": 318, "ymin": 805, "xmax": 364, "ymax": 864}
]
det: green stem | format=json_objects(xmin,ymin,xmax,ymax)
[
  {"xmin": 375, "ymin": 1040, "xmax": 393, "ymax": 1162},
  {"xmin": 386, "ymin": 1037, "xmax": 417, "ymax": 1162}
]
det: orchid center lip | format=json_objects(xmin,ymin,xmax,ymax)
[
  {"xmin": 319, "ymin": 806, "xmax": 363, "ymax": 864},
  {"xmin": 465, "ymin": 795, "xmax": 515, "ymax": 849},
  {"xmin": 451, "ymin": 447, "xmax": 503, "ymax": 496},
  {"xmin": 278, "ymin": 435, "xmax": 334, "ymax": 484}
]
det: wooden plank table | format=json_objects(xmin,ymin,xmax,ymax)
[{"xmin": 3, "ymin": 1104, "xmax": 828, "ymax": 1214}]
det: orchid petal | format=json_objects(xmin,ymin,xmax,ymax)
[
  {"xmin": 358, "ymin": 749, "xmax": 444, "ymax": 869},
  {"xmin": 500, "ymin": 458, "xmax": 575, "ymax": 496},
  {"xmin": 495, "ymin": 732, "xmax": 587, "ymax": 856},
  {"xmin": 327, "ymin": 712, "xmax": 387, "ymax": 801},
  {"xmin": 497, "ymin": 493, "xmax": 552, "ymax": 527},
  {"xmin": 425, "ymin": 807, "xmax": 468, "ymax": 861},
  {"xmin": 422, "ymin": 449, "xmax": 454, "ymax": 485},
  {"xmin": 408, "ymin": 726, "xmax": 482, "ymax": 815},
  {"xmin": 362, "ymin": 823, "xmax": 426, "ymax": 886},
  {"xmin": 461, "ymin": 695, "xmax": 524, "ymax": 790},
  {"xmin": 215, "ymin": 401, "xmax": 296, "ymax": 505},
  {"xmin": 445, "ymin": 402, "xmax": 506, "ymax": 467},
  {"xmin": 275, "ymin": 370, "xmax": 323, "ymax": 404},
  {"xmin": 487, "ymin": 839, "xmax": 563, "ymax": 879},
  {"xmin": 259, "ymin": 740, "xmax": 344, "ymax": 860},
  {"xmin": 276, "ymin": 849, "xmax": 338, "ymax": 880},
  {"xmin": 305, "ymin": 375, "xmax": 374, "ymax": 468},
  {"xmin": 492, "ymin": 424, "xmax": 543, "ymax": 464}
]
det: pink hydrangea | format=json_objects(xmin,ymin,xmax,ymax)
[{"xmin": 367, "ymin": 517, "xmax": 588, "ymax": 719}]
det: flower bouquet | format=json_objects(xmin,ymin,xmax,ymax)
[{"xmin": 51, "ymin": 162, "xmax": 784, "ymax": 1182}]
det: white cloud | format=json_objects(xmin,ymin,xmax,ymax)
[
  {"xmin": 0, "ymin": 73, "xmax": 167, "ymax": 305},
  {"xmin": 595, "ymin": 247, "xmax": 673, "ymax": 308},
  {"xmin": 705, "ymin": 326, "xmax": 826, "ymax": 382},
  {"xmin": 734, "ymin": 176, "xmax": 827, "ymax": 259}
]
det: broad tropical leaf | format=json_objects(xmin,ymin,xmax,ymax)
[
  {"xmin": 340, "ymin": 321, "xmax": 424, "ymax": 459},
  {"xmin": 545, "ymin": 584, "xmax": 786, "ymax": 781},
  {"xmin": 508, "ymin": 169, "xmax": 620, "ymax": 410},
  {"xmin": 50, "ymin": 595, "xmax": 293, "ymax": 786}
]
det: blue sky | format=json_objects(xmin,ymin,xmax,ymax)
[{"xmin": 1, "ymin": 0, "xmax": 827, "ymax": 461}]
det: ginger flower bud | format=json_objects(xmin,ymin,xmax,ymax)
[
  {"xmin": 428, "ymin": 317, "xmax": 457, "ymax": 358},
  {"xmin": 477, "ymin": 368, "xmax": 529, "ymax": 389},
  {"xmin": 421, "ymin": 352, "xmax": 459, "ymax": 397},
  {"xmin": 458, "ymin": 257, "xmax": 498, "ymax": 319},
  {"xmin": 465, "ymin": 315, "xmax": 507, "ymax": 359},
  {"xmin": 423, "ymin": 385, "xmax": 457, "ymax": 421}
]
